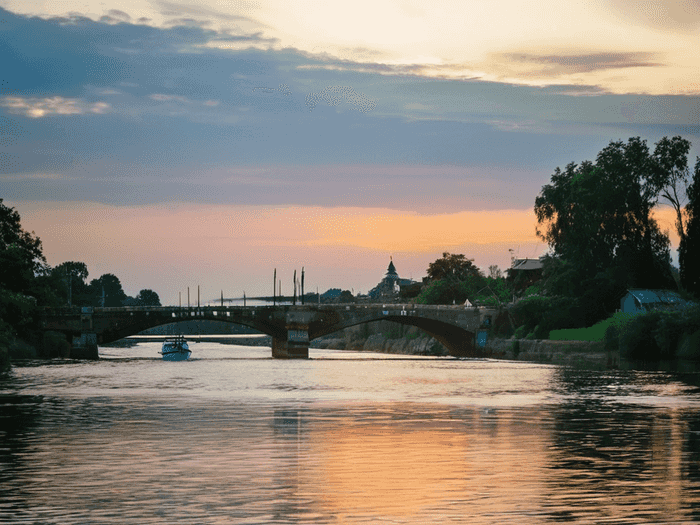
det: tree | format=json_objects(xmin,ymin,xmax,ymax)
[
  {"xmin": 427, "ymin": 253, "xmax": 482, "ymax": 282},
  {"xmin": 535, "ymin": 137, "xmax": 677, "ymax": 296},
  {"xmin": 135, "ymin": 289, "xmax": 161, "ymax": 306},
  {"xmin": 88, "ymin": 273, "xmax": 127, "ymax": 307},
  {"xmin": 654, "ymin": 136, "xmax": 692, "ymax": 244},
  {"xmin": 0, "ymin": 199, "xmax": 48, "ymax": 294},
  {"xmin": 680, "ymin": 158, "xmax": 700, "ymax": 296},
  {"xmin": 52, "ymin": 261, "xmax": 89, "ymax": 306},
  {"xmin": 418, "ymin": 253, "xmax": 485, "ymax": 304}
]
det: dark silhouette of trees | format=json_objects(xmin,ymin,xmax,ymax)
[
  {"xmin": 88, "ymin": 273, "xmax": 127, "ymax": 307},
  {"xmin": 680, "ymin": 158, "xmax": 700, "ymax": 296},
  {"xmin": 52, "ymin": 261, "xmax": 90, "ymax": 306},
  {"xmin": 135, "ymin": 289, "xmax": 161, "ymax": 306},
  {"xmin": 535, "ymin": 137, "xmax": 679, "ymax": 300}
]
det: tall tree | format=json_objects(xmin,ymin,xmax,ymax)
[
  {"xmin": 0, "ymin": 199, "xmax": 48, "ymax": 294},
  {"xmin": 653, "ymin": 136, "xmax": 692, "ymax": 244},
  {"xmin": 535, "ymin": 137, "xmax": 677, "ymax": 294},
  {"xmin": 680, "ymin": 158, "xmax": 700, "ymax": 296}
]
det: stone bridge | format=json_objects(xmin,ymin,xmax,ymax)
[{"xmin": 41, "ymin": 304, "xmax": 494, "ymax": 359}]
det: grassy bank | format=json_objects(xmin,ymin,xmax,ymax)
[{"xmin": 547, "ymin": 306, "xmax": 700, "ymax": 360}]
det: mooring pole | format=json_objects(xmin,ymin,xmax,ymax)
[
  {"xmin": 293, "ymin": 270, "xmax": 297, "ymax": 305},
  {"xmin": 273, "ymin": 268, "xmax": 277, "ymax": 306},
  {"xmin": 301, "ymin": 267, "xmax": 305, "ymax": 305}
]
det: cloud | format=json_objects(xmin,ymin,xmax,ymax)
[
  {"xmin": 497, "ymin": 52, "xmax": 665, "ymax": 77},
  {"xmin": 148, "ymin": 93, "xmax": 219, "ymax": 106},
  {"xmin": 305, "ymin": 86, "xmax": 377, "ymax": 113},
  {"xmin": 0, "ymin": 96, "xmax": 111, "ymax": 118}
]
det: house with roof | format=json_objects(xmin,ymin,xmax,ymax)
[
  {"xmin": 620, "ymin": 289, "xmax": 686, "ymax": 314},
  {"xmin": 506, "ymin": 257, "xmax": 544, "ymax": 293}
]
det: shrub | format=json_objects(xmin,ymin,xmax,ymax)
[{"xmin": 42, "ymin": 331, "xmax": 70, "ymax": 358}]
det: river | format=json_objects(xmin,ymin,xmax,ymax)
[{"xmin": 2, "ymin": 340, "xmax": 700, "ymax": 524}]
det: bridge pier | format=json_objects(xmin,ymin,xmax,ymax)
[
  {"xmin": 271, "ymin": 328, "xmax": 309, "ymax": 359},
  {"xmin": 71, "ymin": 332, "xmax": 99, "ymax": 360}
]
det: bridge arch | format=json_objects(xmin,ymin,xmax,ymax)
[{"xmin": 309, "ymin": 309, "xmax": 479, "ymax": 357}]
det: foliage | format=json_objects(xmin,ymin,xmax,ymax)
[
  {"xmin": 399, "ymin": 282, "xmax": 423, "ymax": 300},
  {"xmin": 417, "ymin": 253, "xmax": 511, "ymax": 306},
  {"xmin": 535, "ymin": 137, "xmax": 677, "ymax": 296},
  {"xmin": 0, "ymin": 325, "xmax": 11, "ymax": 374},
  {"xmin": 0, "ymin": 199, "xmax": 48, "ymax": 283},
  {"xmin": 416, "ymin": 274, "xmax": 484, "ymax": 305},
  {"xmin": 42, "ymin": 331, "xmax": 70, "ymax": 358},
  {"xmin": 680, "ymin": 158, "xmax": 700, "ymax": 297},
  {"xmin": 135, "ymin": 289, "xmax": 161, "ymax": 306},
  {"xmin": 604, "ymin": 305, "xmax": 700, "ymax": 359},
  {"xmin": 488, "ymin": 265, "xmax": 503, "ymax": 279},
  {"xmin": 510, "ymin": 295, "xmax": 584, "ymax": 338},
  {"xmin": 88, "ymin": 273, "xmax": 128, "ymax": 307},
  {"xmin": 337, "ymin": 290, "xmax": 355, "ymax": 303},
  {"xmin": 52, "ymin": 261, "xmax": 91, "ymax": 306},
  {"xmin": 427, "ymin": 253, "xmax": 482, "ymax": 282},
  {"xmin": 472, "ymin": 277, "xmax": 512, "ymax": 307}
]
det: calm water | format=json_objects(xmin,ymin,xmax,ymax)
[{"xmin": 2, "ymin": 341, "xmax": 700, "ymax": 524}]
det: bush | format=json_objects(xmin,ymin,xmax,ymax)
[
  {"xmin": 605, "ymin": 305, "xmax": 700, "ymax": 360},
  {"xmin": 510, "ymin": 295, "xmax": 581, "ymax": 338},
  {"xmin": 618, "ymin": 311, "xmax": 664, "ymax": 359},
  {"xmin": 42, "ymin": 331, "xmax": 70, "ymax": 358},
  {"xmin": 513, "ymin": 325, "xmax": 527, "ymax": 339}
]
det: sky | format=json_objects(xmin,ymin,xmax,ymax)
[{"xmin": 1, "ymin": 0, "xmax": 699, "ymax": 304}]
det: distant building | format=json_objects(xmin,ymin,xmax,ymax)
[
  {"xmin": 368, "ymin": 259, "xmax": 417, "ymax": 301},
  {"xmin": 620, "ymin": 289, "xmax": 686, "ymax": 314},
  {"xmin": 506, "ymin": 257, "xmax": 544, "ymax": 293}
]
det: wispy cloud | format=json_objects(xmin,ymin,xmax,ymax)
[
  {"xmin": 497, "ymin": 52, "xmax": 665, "ymax": 76},
  {"xmin": 0, "ymin": 96, "xmax": 111, "ymax": 118}
]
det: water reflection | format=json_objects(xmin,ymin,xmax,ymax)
[{"xmin": 2, "ymin": 349, "xmax": 700, "ymax": 523}]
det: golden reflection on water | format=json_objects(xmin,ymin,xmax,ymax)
[{"xmin": 296, "ymin": 405, "xmax": 553, "ymax": 520}]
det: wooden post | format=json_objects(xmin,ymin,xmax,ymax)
[
  {"xmin": 293, "ymin": 270, "xmax": 297, "ymax": 305},
  {"xmin": 301, "ymin": 267, "xmax": 305, "ymax": 305},
  {"xmin": 273, "ymin": 268, "xmax": 277, "ymax": 306}
]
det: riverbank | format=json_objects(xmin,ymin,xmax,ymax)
[{"xmin": 311, "ymin": 321, "xmax": 618, "ymax": 369}]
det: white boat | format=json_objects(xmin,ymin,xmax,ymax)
[{"xmin": 160, "ymin": 335, "xmax": 191, "ymax": 361}]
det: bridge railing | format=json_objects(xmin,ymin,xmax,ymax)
[{"xmin": 43, "ymin": 303, "xmax": 485, "ymax": 315}]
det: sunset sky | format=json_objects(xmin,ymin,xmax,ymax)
[{"xmin": 1, "ymin": 1, "xmax": 699, "ymax": 303}]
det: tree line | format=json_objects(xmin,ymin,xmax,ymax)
[
  {"xmin": 414, "ymin": 136, "xmax": 700, "ymax": 340},
  {"xmin": 0, "ymin": 199, "xmax": 160, "ymax": 368}
]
